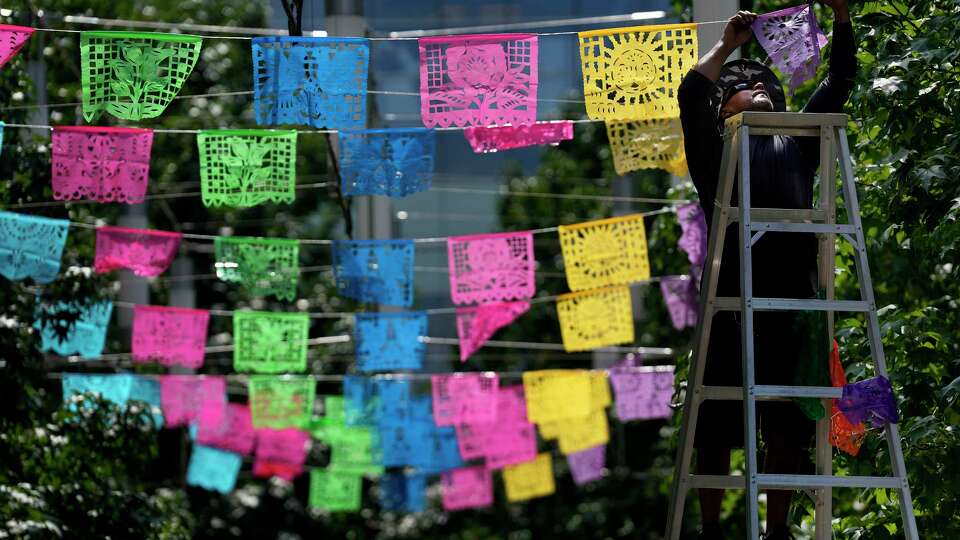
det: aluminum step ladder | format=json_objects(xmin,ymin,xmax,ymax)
[{"xmin": 664, "ymin": 111, "xmax": 919, "ymax": 540}]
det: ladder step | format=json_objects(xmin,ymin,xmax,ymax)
[
  {"xmin": 713, "ymin": 297, "xmax": 872, "ymax": 312},
  {"xmin": 750, "ymin": 222, "xmax": 856, "ymax": 235},
  {"xmin": 701, "ymin": 385, "xmax": 842, "ymax": 401},
  {"xmin": 726, "ymin": 208, "xmax": 828, "ymax": 224},
  {"xmin": 686, "ymin": 474, "xmax": 903, "ymax": 490}
]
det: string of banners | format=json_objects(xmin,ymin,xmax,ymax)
[
  {"xmin": 5, "ymin": 205, "xmax": 708, "ymax": 364},
  {"xmin": 59, "ymin": 360, "xmax": 680, "ymax": 510},
  {"xmin": 0, "ymin": 6, "xmax": 830, "ymax": 196}
]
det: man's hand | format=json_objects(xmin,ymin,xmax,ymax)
[
  {"xmin": 721, "ymin": 11, "xmax": 757, "ymax": 49},
  {"xmin": 820, "ymin": 0, "xmax": 850, "ymax": 22}
]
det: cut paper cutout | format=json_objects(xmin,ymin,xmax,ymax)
[
  {"xmin": 559, "ymin": 214, "xmax": 650, "ymax": 291},
  {"xmin": 677, "ymin": 203, "xmax": 707, "ymax": 267},
  {"xmin": 343, "ymin": 375, "xmax": 379, "ymax": 426},
  {"xmin": 62, "ymin": 373, "xmax": 134, "ymax": 406},
  {"xmin": 419, "ymin": 33, "xmax": 539, "ymax": 128},
  {"xmin": 252, "ymin": 37, "xmax": 369, "ymax": 129},
  {"xmin": 51, "ymin": 126, "xmax": 154, "ymax": 204},
  {"xmin": 309, "ymin": 469, "xmax": 362, "ymax": 512},
  {"xmin": 442, "ymin": 466, "xmax": 494, "ymax": 511},
  {"xmin": 609, "ymin": 367, "xmax": 675, "ymax": 421},
  {"xmin": 431, "ymin": 372, "xmax": 499, "ymax": 426},
  {"xmin": 132, "ymin": 305, "xmax": 209, "ymax": 368},
  {"xmin": 159, "ymin": 375, "xmax": 226, "ymax": 428},
  {"xmin": 522, "ymin": 370, "xmax": 593, "ymax": 424},
  {"xmin": 187, "ymin": 445, "xmax": 242, "ymax": 494},
  {"xmin": 339, "ymin": 128, "xmax": 436, "ymax": 198},
  {"xmin": 752, "ymin": 5, "xmax": 827, "ymax": 94},
  {"xmin": 456, "ymin": 301, "xmax": 530, "ymax": 361},
  {"xmin": 332, "ymin": 239, "xmax": 415, "ymax": 307},
  {"xmin": 503, "ymin": 453, "xmax": 555, "ymax": 502},
  {"xmin": 374, "ymin": 378, "xmax": 414, "ymax": 426},
  {"xmin": 828, "ymin": 340, "xmax": 866, "ymax": 456},
  {"xmin": 606, "ymin": 118, "xmax": 688, "ymax": 176},
  {"xmin": 660, "ymin": 276, "xmax": 698, "ymax": 330},
  {"xmin": 415, "ymin": 424, "xmax": 464, "ymax": 474},
  {"xmin": 35, "ymin": 301, "xmax": 113, "ymax": 359},
  {"xmin": 80, "ymin": 31, "xmax": 202, "ymax": 122},
  {"xmin": 0, "ymin": 211, "xmax": 69, "ymax": 283},
  {"xmin": 233, "ymin": 311, "xmax": 308, "ymax": 374},
  {"xmin": 448, "ymin": 231, "xmax": 535, "ymax": 305},
  {"xmin": 128, "ymin": 375, "xmax": 164, "ymax": 427},
  {"xmin": 463, "ymin": 121, "xmax": 573, "ymax": 153},
  {"xmin": 94, "ymin": 226, "xmax": 181, "ymax": 277},
  {"xmin": 248, "ymin": 376, "xmax": 315, "ymax": 429},
  {"xmin": 485, "ymin": 420, "xmax": 538, "ymax": 470},
  {"xmin": 568, "ymin": 445, "xmax": 606, "ymax": 485},
  {"xmin": 380, "ymin": 472, "xmax": 426, "ymax": 513},
  {"xmin": 579, "ymin": 24, "xmax": 698, "ymax": 121},
  {"xmin": 556, "ymin": 286, "xmax": 635, "ymax": 352},
  {"xmin": 838, "ymin": 376, "xmax": 899, "ymax": 428},
  {"xmin": 539, "ymin": 409, "xmax": 609, "ymax": 455},
  {"xmin": 253, "ymin": 459, "xmax": 302, "ymax": 481},
  {"xmin": 0, "ymin": 25, "xmax": 34, "ymax": 68},
  {"xmin": 198, "ymin": 130, "xmax": 297, "ymax": 208},
  {"xmin": 454, "ymin": 386, "xmax": 533, "ymax": 464},
  {"xmin": 354, "ymin": 312, "xmax": 427, "ymax": 372},
  {"xmin": 214, "ymin": 236, "xmax": 299, "ymax": 300},
  {"xmin": 256, "ymin": 428, "xmax": 310, "ymax": 466},
  {"xmin": 327, "ymin": 426, "xmax": 384, "ymax": 477},
  {"xmin": 196, "ymin": 403, "xmax": 256, "ymax": 455}
]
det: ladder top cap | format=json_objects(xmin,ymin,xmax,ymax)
[{"xmin": 725, "ymin": 111, "xmax": 849, "ymax": 129}]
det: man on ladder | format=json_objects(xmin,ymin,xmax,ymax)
[{"xmin": 677, "ymin": 1, "xmax": 854, "ymax": 538}]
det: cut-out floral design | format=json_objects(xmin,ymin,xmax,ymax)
[
  {"xmin": 52, "ymin": 126, "xmax": 154, "ymax": 203},
  {"xmin": 0, "ymin": 211, "xmax": 69, "ymax": 283},
  {"xmin": 198, "ymin": 130, "xmax": 297, "ymax": 208}
]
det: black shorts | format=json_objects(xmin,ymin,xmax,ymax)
[{"xmin": 692, "ymin": 310, "xmax": 816, "ymax": 449}]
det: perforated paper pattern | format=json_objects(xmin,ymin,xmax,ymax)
[
  {"xmin": 339, "ymin": 128, "xmax": 436, "ymax": 198},
  {"xmin": 559, "ymin": 214, "xmax": 650, "ymax": 291},
  {"xmin": 0, "ymin": 24, "xmax": 34, "ymax": 68},
  {"xmin": 233, "ymin": 311, "xmax": 309, "ymax": 373},
  {"xmin": 94, "ymin": 226, "xmax": 181, "ymax": 277},
  {"xmin": 309, "ymin": 469, "xmax": 362, "ymax": 511},
  {"xmin": 132, "ymin": 305, "xmax": 209, "ymax": 368},
  {"xmin": 442, "ymin": 465, "xmax": 493, "ymax": 511},
  {"xmin": 752, "ymin": 5, "xmax": 827, "ymax": 93},
  {"xmin": 660, "ymin": 276, "xmax": 698, "ymax": 330},
  {"xmin": 248, "ymin": 376, "xmax": 315, "ymax": 429},
  {"xmin": 187, "ymin": 445, "xmax": 242, "ymax": 494},
  {"xmin": 455, "ymin": 300, "xmax": 530, "ymax": 361},
  {"xmin": 343, "ymin": 375, "xmax": 379, "ymax": 426},
  {"xmin": 256, "ymin": 427, "xmax": 310, "ymax": 465},
  {"xmin": 214, "ymin": 236, "xmax": 299, "ymax": 300},
  {"xmin": 198, "ymin": 130, "xmax": 297, "ymax": 208},
  {"xmin": 332, "ymin": 239, "xmax": 414, "ymax": 307},
  {"xmin": 556, "ymin": 286, "xmax": 634, "ymax": 352},
  {"xmin": 431, "ymin": 372, "xmax": 499, "ymax": 426},
  {"xmin": 579, "ymin": 23, "xmax": 697, "ymax": 121},
  {"xmin": 677, "ymin": 203, "xmax": 707, "ymax": 267},
  {"xmin": 539, "ymin": 409, "xmax": 609, "ymax": 455},
  {"xmin": 51, "ymin": 126, "xmax": 154, "ymax": 203},
  {"xmin": 0, "ymin": 211, "xmax": 69, "ymax": 283},
  {"xmin": 568, "ymin": 444, "xmax": 605, "ymax": 485},
  {"xmin": 196, "ymin": 403, "xmax": 256, "ymax": 455},
  {"xmin": 159, "ymin": 375, "xmax": 226, "ymax": 428},
  {"xmin": 252, "ymin": 37, "xmax": 369, "ymax": 129},
  {"xmin": 35, "ymin": 301, "xmax": 113, "ymax": 359},
  {"xmin": 354, "ymin": 312, "xmax": 427, "ymax": 372},
  {"xmin": 448, "ymin": 231, "xmax": 535, "ymax": 305},
  {"xmin": 80, "ymin": 31, "xmax": 202, "ymax": 122},
  {"xmin": 609, "ymin": 367, "xmax": 675, "ymax": 421},
  {"xmin": 606, "ymin": 118, "xmax": 687, "ymax": 176},
  {"xmin": 522, "ymin": 370, "xmax": 593, "ymax": 424},
  {"xmin": 463, "ymin": 121, "xmax": 573, "ymax": 153},
  {"xmin": 503, "ymin": 453, "xmax": 555, "ymax": 502},
  {"xmin": 419, "ymin": 33, "xmax": 538, "ymax": 128}
]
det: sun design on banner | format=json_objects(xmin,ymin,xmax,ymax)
[
  {"xmin": 419, "ymin": 34, "xmax": 539, "ymax": 127},
  {"xmin": 556, "ymin": 286, "xmax": 634, "ymax": 352},
  {"xmin": 558, "ymin": 214, "xmax": 650, "ymax": 292},
  {"xmin": 579, "ymin": 23, "xmax": 697, "ymax": 121},
  {"xmin": 198, "ymin": 130, "xmax": 297, "ymax": 208},
  {"xmin": 80, "ymin": 32, "xmax": 202, "ymax": 122},
  {"xmin": 606, "ymin": 117, "xmax": 687, "ymax": 176}
]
